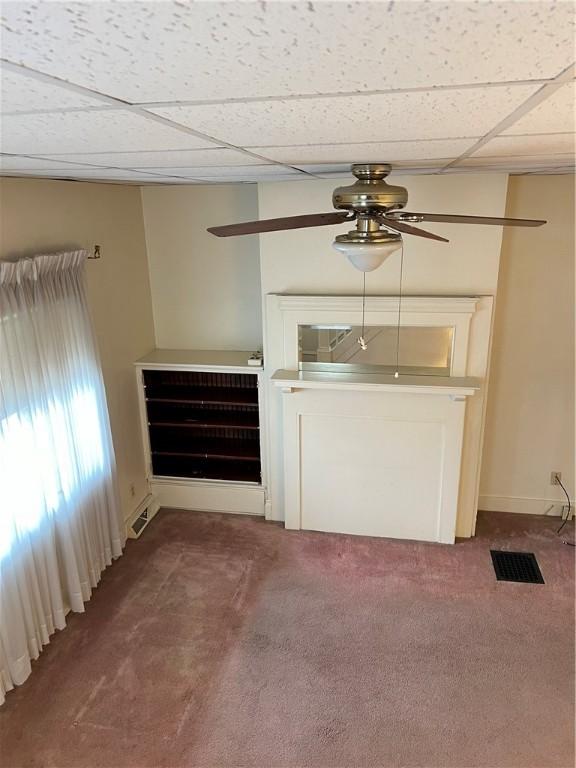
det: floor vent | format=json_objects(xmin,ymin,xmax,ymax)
[{"xmin": 490, "ymin": 550, "xmax": 545, "ymax": 584}]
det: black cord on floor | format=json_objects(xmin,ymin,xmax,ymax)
[{"xmin": 555, "ymin": 477, "xmax": 575, "ymax": 545}]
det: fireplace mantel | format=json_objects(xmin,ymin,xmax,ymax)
[
  {"xmin": 262, "ymin": 293, "xmax": 494, "ymax": 540},
  {"xmin": 271, "ymin": 367, "xmax": 477, "ymax": 544},
  {"xmin": 272, "ymin": 369, "xmax": 480, "ymax": 399}
]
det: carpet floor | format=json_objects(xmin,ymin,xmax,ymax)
[{"xmin": 1, "ymin": 509, "xmax": 574, "ymax": 768}]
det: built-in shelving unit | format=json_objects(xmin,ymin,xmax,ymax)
[
  {"xmin": 135, "ymin": 350, "xmax": 265, "ymax": 516},
  {"xmin": 144, "ymin": 369, "xmax": 261, "ymax": 483}
]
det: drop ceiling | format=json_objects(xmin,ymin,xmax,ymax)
[{"xmin": 0, "ymin": 1, "xmax": 574, "ymax": 185}]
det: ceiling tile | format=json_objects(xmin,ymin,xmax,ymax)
[
  {"xmin": 452, "ymin": 154, "xmax": 576, "ymax": 169},
  {"xmin": 297, "ymin": 159, "xmax": 451, "ymax": 176},
  {"xmin": 503, "ymin": 83, "xmax": 576, "ymax": 135},
  {"xmin": 194, "ymin": 174, "xmax": 300, "ymax": 184},
  {"xmin": 0, "ymin": 68, "xmax": 108, "ymax": 113},
  {"xmin": 521, "ymin": 167, "xmax": 575, "ymax": 175},
  {"xmin": 389, "ymin": 166, "xmax": 446, "ymax": 176},
  {"xmin": 0, "ymin": 155, "xmax": 100, "ymax": 170},
  {"xmin": 150, "ymin": 85, "xmax": 538, "ymax": 147},
  {"xmin": 137, "ymin": 178, "xmax": 206, "ymax": 185},
  {"xmin": 157, "ymin": 170, "xmax": 307, "ymax": 183},
  {"xmin": 292, "ymin": 164, "xmax": 352, "ymax": 176},
  {"xmin": 24, "ymin": 148, "xmax": 262, "ymax": 168},
  {"xmin": 0, "ymin": 110, "xmax": 219, "ymax": 155},
  {"xmin": 471, "ymin": 133, "xmax": 575, "ymax": 158},
  {"xmin": 253, "ymin": 139, "xmax": 476, "ymax": 165},
  {"xmin": 63, "ymin": 169, "xmax": 205, "ymax": 180},
  {"xmin": 0, "ymin": 168, "xmax": 185, "ymax": 181},
  {"xmin": 1, "ymin": 3, "xmax": 572, "ymax": 102},
  {"xmin": 151, "ymin": 165, "xmax": 302, "ymax": 179}
]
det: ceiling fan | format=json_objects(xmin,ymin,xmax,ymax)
[{"xmin": 207, "ymin": 163, "xmax": 546, "ymax": 271}]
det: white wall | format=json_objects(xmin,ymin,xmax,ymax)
[
  {"xmin": 258, "ymin": 174, "xmax": 508, "ymax": 296},
  {"xmin": 0, "ymin": 178, "xmax": 156, "ymax": 523},
  {"xmin": 141, "ymin": 184, "xmax": 262, "ymax": 351},
  {"xmin": 480, "ymin": 174, "xmax": 575, "ymax": 515}
]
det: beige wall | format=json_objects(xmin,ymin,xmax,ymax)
[
  {"xmin": 480, "ymin": 174, "xmax": 575, "ymax": 514},
  {"xmin": 3, "ymin": 172, "xmax": 571, "ymax": 528},
  {"xmin": 141, "ymin": 184, "xmax": 262, "ymax": 351},
  {"xmin": 0, "ymin": 178, "xmax": 156, "ymax": 522}
]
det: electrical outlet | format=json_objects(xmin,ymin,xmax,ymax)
[{"xmin": 551, "ymin": 471, "xmax": 562, "ymax": 485}]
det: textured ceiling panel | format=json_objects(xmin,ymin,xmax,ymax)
[
  {"xmin": 522, "ymin": 167, "xmax": 575, "ymax": 175},
  {"xmin": 454, "ymin": 154, "xmax": 575, "ymax": 169},
  {"xmin": 155, "ymin": 165, "xmax": 302, "ymax": 179},
  {"xmin": 1, "ymin": 2, "xmax": 572, "ymax": 102},
  {"xmin": 0, "ymin": 2, "xmax": 573, "ymax": 182},
  {"xmin": 503, "ymin": 83, "xmax": 576, "ymax": 135},
  {"xmin": 252, "ymin": 139, "xmax": 475, "ymax": 165},
  {"xmin": 297, "ymin": 160, "xmax": 450, "ymax": 174},
  {"xmin": 471, "ymin": 133, "xmax": 576, "ymax": 158},
  {"xmin": 0, "ymin": 110, "xmax": 218, "ymax": 154},
  {"xmin": 195, "ymin": 174, "xmax": 299, "ymax": 184},
  {"xmin": 389, "ymin": 166, "xmax": 447, "ymax": 176},
  {"xmin": 292, "ymin": 164, "xmax": 354, "ymax": 176},
  {"xmin": 448, "ymin": 165, "xmax": 575, "ymax": 175},
  {"xmin": 0, "ymin": 155, "xmax": 99, "ymax": 170},
  {"xmin": 150, "ymin": 85, "xmax": 538, "ymax": 147},
  {"xmin": 26, "ymin": 148, "xmax": 261, "ymax": 168},
  {"xmin": 0, "ymin": 69, "xmax": 106, "ymax": 113},
  {"xmin": 0, "ymin": 167, "xmax": 191, "ymax": 180}
]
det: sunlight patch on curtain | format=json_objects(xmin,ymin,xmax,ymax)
[{"xmin": 0, "ymin": 388, "xmax": 105, "ymax": 561}]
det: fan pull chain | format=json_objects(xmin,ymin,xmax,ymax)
[
  {"xmin": 394, "ymin": 242, "xmax": 405, "ymax": 378},
  {"xmin": 357, "ymin": 272, "xmax": 368, "ymax": 350}
]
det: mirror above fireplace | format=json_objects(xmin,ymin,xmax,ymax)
[{"xmin": 299, "ymin": 324, "xmax": 454, "ymax": 377}]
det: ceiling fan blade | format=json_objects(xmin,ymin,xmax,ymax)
[
  {"xmin": 381, "ymin": 217, "xmax": 449, "ymax": 243},
  {"xmin": 390, "ymin": 212, "xmax": 546, "ymax": 227},
  {"xmin": 207, "ymin": 211, "xmax": 353, "ymax": 237}
]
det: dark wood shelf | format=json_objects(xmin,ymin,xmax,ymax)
[
  {"xmin": 144, "ymin": 368, "xmax": 261, "ymax": 483},
  {"xmin": 151, "ymin": 456, "xmax": 261, "ymax": 483},
  {"xmin": 146, "ymin": 395, "xmax": 258, "ymax": 407},
  {"xmin": 149, "ymin": 420, "xmax": 260, "ymax": 431},
  {"xmin": 152, "ymin": 449, "xmax": 260, "ymax": 462}
]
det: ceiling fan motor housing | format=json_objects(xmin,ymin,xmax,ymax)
[
  {"xmin": 333, "ymin": 164, "xmax": 408, "ymax": 245},
  {"xmin": 332, "ymin": 164, "xmax": 408, "ymax": 213}
]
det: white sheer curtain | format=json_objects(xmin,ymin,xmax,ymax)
[{"xmin": 0, "ymin": 250, "xmax": 124, "ymax": 704}]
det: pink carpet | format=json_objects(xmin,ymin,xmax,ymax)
[{"xmin": 1, "ymin": 510, "xmax": 574, "ymax": 768}]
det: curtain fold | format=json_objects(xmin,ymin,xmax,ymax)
[{"xmin": 0, "ymin": 250, "xmax": 124, "ymax": 704}]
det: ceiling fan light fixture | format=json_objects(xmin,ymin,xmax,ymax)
[
  {"xmin": 333, "ymin": 229, "xmax": 402, "ymax": 272},
  {"xmin": 332, "ymin": 240, "xmax": 402, "ymax": 271}
]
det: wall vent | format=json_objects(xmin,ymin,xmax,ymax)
[
  {"xmin": 131, "ymin": 508, "xmax": 150, "ymax": 537},
  {"xmin": 127, "ymin": 494, "xmax": 159, "ymax": 539}
]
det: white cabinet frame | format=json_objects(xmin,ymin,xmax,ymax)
[{"xmin": 134, "ymin": 350, "xmax": 267, "ymax": 516}]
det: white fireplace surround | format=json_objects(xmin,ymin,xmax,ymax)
[{"xmin": 262, "ymin": 293, "xmax": 494, "ymax": 540}]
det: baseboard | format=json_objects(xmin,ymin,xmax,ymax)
[
  {"xmin": 126, "ymin": 493, "xmax": 160, "ymax": 538},
  {"xmin": 478, "ymin": 494, "xmax": 573, "ymax": 517},
  {"xmin": 151, "ymin": 478, "xmax": 265, "ymax": 516}
]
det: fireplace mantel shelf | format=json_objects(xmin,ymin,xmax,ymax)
[{"xmin": 271, "ymin": 369, "xmax": 480, "ymax": 398}]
